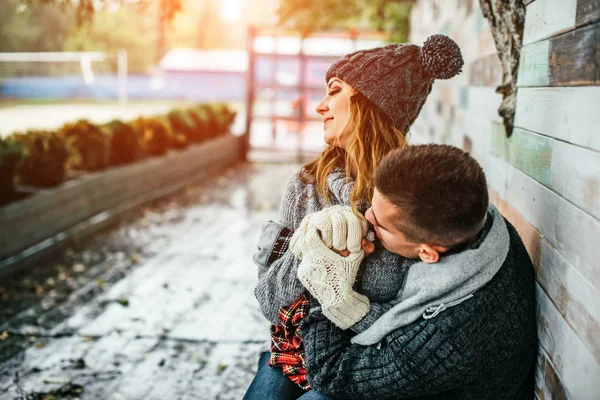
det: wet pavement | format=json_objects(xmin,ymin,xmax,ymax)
[{"xmin": 0, "ymin": 162, "xmax": 300, "ymax": 400}]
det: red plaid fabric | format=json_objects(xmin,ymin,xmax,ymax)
[{"xmin": 269, "ymin": 294, "xmax": 311, "ymax": 390}]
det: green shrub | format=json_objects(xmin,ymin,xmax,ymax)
[
  {"xmin": 9, "ymin": 130, "xmax": 70, "ymax": 187},
  {"xmin": 193, "ymin": 104, "xmax": 218, "ymax": 139},
  {"xmin": 157, "ymin": 116, "xmax": 188, "ymax": 149},
  {"xmin": 199, "ymin": 103, "xmax": 237, "ymax": 137},
  {"xmin": 187, "ymin": 109, "xmax": 209, "ymax": 142},
  {"xmin": 104, "ymin": 120, "xmax": 142, "ymax": 166},
  {"xmin": 216, "ymin": 103, "xmax": 237, "ymax": 132},
  {"xmin": 131, "ymin": 117, "xmax": 171, "ymax": 156},
  {"xmin": 58, "ymin": 120, "xmax": 109, "ymax": 171},
  {"xmin": 167, "ymin": 109, "xmax": 201, "ymax": 142},
  {"xmin": 0, "ymin": 138, "xmax": 24, "ymax": 204}
]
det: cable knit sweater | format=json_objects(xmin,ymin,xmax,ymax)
[
  {"xmin": 253, "ymin": 170, "xmax": 411, "ymax": 328},
  {"xmin": 302, "ymin": 220, "xmax": 537, "ymax": 399}
]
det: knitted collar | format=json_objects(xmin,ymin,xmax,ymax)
[{"xmin": 351, "ymin": 204, "xmax": 510, "ymax": 346}]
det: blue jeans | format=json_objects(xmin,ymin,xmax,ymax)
[{"xmin": 243, "ymin": 352, "xmax": 336, "ymax": 400}]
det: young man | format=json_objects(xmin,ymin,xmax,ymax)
[{"xmin": 295, "ymin": 144, "xmax": 538, "ymax": 399}]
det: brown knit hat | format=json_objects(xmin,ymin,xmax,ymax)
[{"xmin": 325, "ymin": 34, "xmax": 463, "ymax": 134}]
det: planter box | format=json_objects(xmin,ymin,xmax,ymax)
[{"xmin": 0, "ymin": 134, "xmax": 243, "ymax": 276}]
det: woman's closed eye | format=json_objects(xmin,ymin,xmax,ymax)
[{"xmin": 328, "ymin": 88, "xmax": 341, "ymax": 96}]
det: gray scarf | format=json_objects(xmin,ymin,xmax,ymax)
[{"xmin": 351, "ymin": 204, "xmax": 509, "ymax": 346}]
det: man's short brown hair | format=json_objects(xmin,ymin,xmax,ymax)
[{"xmin": 374, "ymin": 144, "xmax": 489, "ymax": 247}]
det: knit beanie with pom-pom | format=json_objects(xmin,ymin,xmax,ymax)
[{"xmin": 326, "ymin": 34, "xmax": 464, "ymax": 135}]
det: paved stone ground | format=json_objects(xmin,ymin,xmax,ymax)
[{"xmin": 0, "ymin": 162, "xmax": 300, "ymax": 400}]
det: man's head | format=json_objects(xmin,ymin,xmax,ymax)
[{"xmin": 365, "ymin": 144, "xmax": 489, "ymax": 263}]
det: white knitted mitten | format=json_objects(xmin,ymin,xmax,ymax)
[
  {"xmin": 295, "ymin": 227, "xmax": 370, "ymax": 330},
  {"xmin": 290, "ymin": 205, "xmax": 368, "ymax": 259}
]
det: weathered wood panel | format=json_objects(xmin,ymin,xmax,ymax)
[
  {"xmin": 514, "ymin": 87, "xmax": 600, "ymax": 152},
  {"xmin": 536, "ymin": 285, "xmax": 600, "ymax": 400},
  {"xmin": 503, "ymin": 160, "xmax": 600, "ymax": 293},
  {"xmin": 539, "ymin": 239, "xmax": 600, "ymax": 363},
  {"xmin": 536, "ymin": 349, "xmax": 570, "ymax": 400},
  {"xmin": 518, "ymin": 23, "xmax": 600, "ymax": 87},
  {"xmin": 467, "ymin": 87, "xmax": 503, "ymax": 121},
  {"xmin": 576, "ymin": 0, "xmax": 600, "ymax": 27},
  {"xmin": 550, "ymin": 140, "xmax": 600, "ymax": 220},
  {"xmin": 491, "ymin": 123, "xmax": 553, "ymax": 186},
  {"xmin": 491, "ymin": 120, "xmax": 600, "ymax": 221},
  {"xmin": 523, "ymin": 0, "xmax": 577, "ymax": 45},
  {"xmin": 469, "ymin": 53, "xmax": 503, "ymax": 86},
  {"xmin": 517, "ymin": 40, "xmax": 550, "ymax": 86},
  {"xmin": 491, "ymin": 187, "xmax": 600, "ymax": 368},
  {"xmin": 550, "ymin": 23, "xmax": 600, "ymax": 85}
]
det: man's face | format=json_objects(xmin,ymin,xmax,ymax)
[{"xmin": 365, "ymin": 188, "xmax": 422, "ymax": 259}]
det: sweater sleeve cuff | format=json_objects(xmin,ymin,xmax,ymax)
[
  {"xmin": 253, "ymin": 221, "xmax": 292, "ymax": 269},
  {"xmin": 350, "ymin": 302, "xmax": 394, "ymax": 333},
  {"xmin": 268, "ymin": 225, "xmax": 292, "ymax": 265}
]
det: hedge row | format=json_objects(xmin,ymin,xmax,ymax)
[{"xmin": 0, "ymin": 103, "xmax": 237, "ymax": 205}]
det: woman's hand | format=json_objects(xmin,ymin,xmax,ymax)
[
  {"xmin": 336, "ymin": 238, "xmax": 376, "ymax": 257},
  {"xmin": 295, "ymin": 228, "xmax": 370, "ymax": 329},
  {"xmin": 291, "ymin": 205, "xmax": 371, "ymax": 259}
]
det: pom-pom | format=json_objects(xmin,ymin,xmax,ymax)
[{"xmin": 420, "ymin": 34, "xmax": 464, "ymax": 80}]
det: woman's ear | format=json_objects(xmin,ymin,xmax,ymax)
[{"xmin": 418, "ymin": 244, "xmax": 441, "ymax": 264}]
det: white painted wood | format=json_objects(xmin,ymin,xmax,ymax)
[
  {"xmin": 536, "ymin": 284, "xmax": 600, "ymax": 400},
  {"xmin": 468, "ymin": 87, "xmax": 503, "ymax": 122},
  {"xmin": 514, "ymin": 87, "xmax": 600, "ymax": 152},
  {"xmin": 523, "ymin": 0, "xmax": 577, "ymax": 45},
  {"xmin": 539, "ymin": 239, "xmax": 600, "ymax": 363},
  {"xmin": 504, "ymin": 162, "xmax": 600, "ymax": 292},
  {"xmin": 484, "ymin": 153, "xmax": 510, "ymax": 199},
  {"xmin": 517, "ymin": 40, "xmax": 550, "ymax": 87},
  {"xmin": 550, "ymin": 140, "xmax": 600, "ymax": 220}
]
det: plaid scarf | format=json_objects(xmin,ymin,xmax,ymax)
[{"xmin": 269, "ymin": 294, "xmax": 311, "ymax": 390}]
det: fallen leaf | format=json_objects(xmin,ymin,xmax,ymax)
[
  {"xmin": 116, "ymin": 298, "xmax": 129, "ymax": 307},
  {"xmin": 73, "ymin": 264, "xmax": 86, "ymax": 273},
  {"xmin": 43, "ymin": 377, "xmax": 69, "ymax": 384}
]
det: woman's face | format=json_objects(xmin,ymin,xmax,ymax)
[{"xmin": 316, "ymin": 78, "xmax": 354, "ymax": 148}]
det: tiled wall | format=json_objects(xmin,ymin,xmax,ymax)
[{"xmin": 409, "ymin": 1, "xmax": 600, "ymax": 398}]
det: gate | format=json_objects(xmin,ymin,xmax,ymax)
[{"xmin": 243, "ymin": 27, "xmax": 387, "ymax": 162}]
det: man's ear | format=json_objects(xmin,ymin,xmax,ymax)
[{"xmin": 418, "ymin": 244, "xmax": 442, "ymax": 264}]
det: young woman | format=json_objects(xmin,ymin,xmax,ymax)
[{"xmin": 244, "ymin": 34, "xmax": 464, "ymax": 400}]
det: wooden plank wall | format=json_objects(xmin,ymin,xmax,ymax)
[{"xmin": 409, "ymin": 1, "xmax": 600, "ymax": 398}]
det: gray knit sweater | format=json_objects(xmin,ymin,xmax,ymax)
[{"xmin": 253, "ymin": 170, "xmax": 410, "ymax": 328}]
